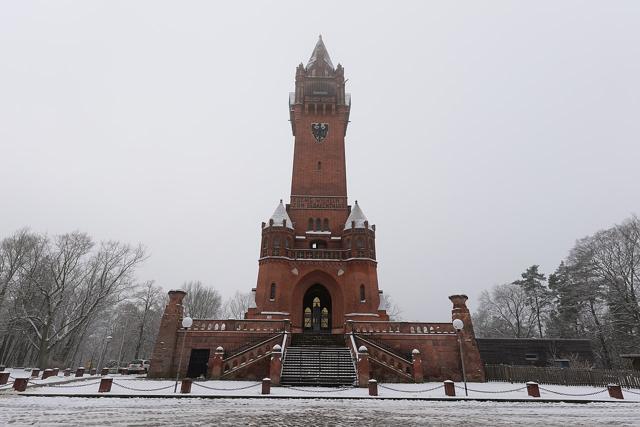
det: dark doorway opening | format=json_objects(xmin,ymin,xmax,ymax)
[
  {"xmin": 303, "ymin": 284, "xmax": 332, "ymax": 332},
  {"xmin": 186, "ymin": 349, "xmax": 210, "ymax": 378}
]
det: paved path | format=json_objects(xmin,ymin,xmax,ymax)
[{"xmin": 1, "ymin": 396, "xmax": 639, "ymax": 426}]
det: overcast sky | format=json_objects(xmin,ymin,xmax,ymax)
[{"xmin": 1, "ymin": 1, "xmax": 639, "ymax": 321}]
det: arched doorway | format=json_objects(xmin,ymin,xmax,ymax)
[{"xmin": 303, "ymin": 284, "xmax": 331, "ymax": 332}]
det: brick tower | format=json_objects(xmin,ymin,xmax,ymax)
[{"xmin": 246, "ymin": 36, "xmax": 388, "ymax": 332}]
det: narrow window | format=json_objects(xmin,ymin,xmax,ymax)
[
  {"xmin": 317, "ymin": 161, "xmax": 322, "ymax": 170},
  {"xmin": 270, "ymin": 283, "xmax": 276, "ymax": 300},
  {"xmin": 262, "ymin": 237, "xmax": 268, "ymax": 249},
  {"xmin": 315, "ymin": 218, "xmax": 321, "ymax": 231},
  {"xmin": 308, "ymin": 218, "xmax": 314, "ymax": 230},
  {"xmin": 323, "ymin": 218, "xmax": 329, "ymax": 231},
  {"xmin": 356, "ymin": 237, "xmax": 364, "ymax": 249},
  {"xmin": 360, "ymin": 284, "xmax": 366, "ymax": 302},
  {"xmin": 273, "ymin": 237, "xmax": 280, "ymax": 248}
]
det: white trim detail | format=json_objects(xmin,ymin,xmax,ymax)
[
  {"xmin": 345, "ymin": 313, "xmax": 380, "ymax": 317},
  {"xmin": 260, "ymin": 311, "xmax": 290, "ymax": 316}
]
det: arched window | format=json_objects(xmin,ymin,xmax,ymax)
[
  {"xmin": 323, "ymin": 218, "xmax": 329, "ymax": 231},
  {"xmin": 308, "ymin": 218, "xmax": 314, "ymax": 230},
  {"xmin": 317, "ymin": 161, "xmax": 322, "ymax": 170},
  {"xmin": 285, "ymin": 238, "xmax": 290, "ymax": 249},
  {"xmin": 315, "ymin": 218, "xmax": 321, "ymax": 231},
  {"xmin": 345, "ymin": 238, "xmax": 351, "ymax": 248},
  {"xmin": 321, "ymin": 307, "xmax": 329, "ymax": 328},
  {"xmin": 273, "ymin": 237, "xmax": 280, "ymax": 248},
  {"xmin": 262, "ymin": 237, "xmax": 268, "ymax": 249},
  {"xmin": 304, "ymin": 307, "xmax": 311, "ymax": 328},
  {"xmin": 360, "ymin": 284, "xmax": 366, "ymax": 302},
  {"xmin": 270, "ymin": 283, "xmax": 276, "ymax": 300},
  {"xmin": 356, "ymin": 237, "xmax": 364, "ymax": 249}
]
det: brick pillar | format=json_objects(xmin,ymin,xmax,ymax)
[
  {"xmin": 75, "ymin": 367, "xmax": 85, "ymax": 377},
  {"xmin": 444, "ymin": 380, "xmax": 455, "ymax": 397},
  {"xmin": 0, "ymin": 372, "xmax": 9, "ymax": 385},
  {"xmin": 449, "ymin": 295, "xmax": 485, "ymax": 382},
  {"xmin": 13, "ymin": 378, "xmax": 28, "ymax": 392},
  {"xmin": 31, "ymin": 369, "xmax": 40, "ymax": 378},
  {"xmin": 262, "ymin": 378, "xmax": 271, "ymax": 395},
  {"xmin": 210, "ymin": 346, "xmax": 225, "ymax": 379},
  {"xmin": 42, "ymin": 369, "xmax": 54, "ymax": 380},
  {"xmin": 90, "ymin": 368, "xmax": 97, "ymax": 376},
  {"xmin": 101, "ymin": 368, "xmax": 109, "ymax": 376},
  {"xmin": 64, "ymin": 368, "xmax": 71, "ymax": 377},
  {"xmin": 99, "ymin": 378, "xmax": 113, "ymax": 393},
  {"xmin": 52, "ymin": 368, "xmax": 59, "ymax": 377},
  {"xmin": 148, "ymin": 289, "xmax": 187, "ymax": 378},
  {"xmin": 357, "ymin": 346, "xmax": 370, "ymax": 388},
  {"xmin": 368, "ymin": 379, "xmax": 378, "ymax": 396},
  {"xmin": 270, "ymin": 344, "xmax": 283, "ymax": 386},
  {"xmin": 411, "ymin": 349, "xmax": 423, "ymax": 383},
  {"xmin": 608, "ymin": 384, "xmax": 624, "ymax": 399},
  {"xmin": 181, "ymin": 378, "xmax": 192, "ymax": 394},
  {"xmin": 526, "ymin": 381, "xmax": 540, "ymax": 397}
]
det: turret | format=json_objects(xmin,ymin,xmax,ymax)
[
  {"xmin": 260, "ymin": 200, "xmax": 295, "ymax": 258},
  {"xmin": 342, "ymin": 201, "xmax": 376, "ymax": 259}
]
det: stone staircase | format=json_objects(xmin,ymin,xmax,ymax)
[{"xmin": 281, "ymin": 334, "xmax": 357, "ymax": 386}]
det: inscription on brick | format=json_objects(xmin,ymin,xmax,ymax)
[{"xmin": 291, "ymin": 196, "xmax": 347, "ymax": 209}]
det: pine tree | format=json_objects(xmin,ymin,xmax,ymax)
[{"xmin": 513, "ymin": 265, "xmax": 550, "ymax": 338}]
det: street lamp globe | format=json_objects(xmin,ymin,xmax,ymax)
[
  {"xmin": 182, "ymin": 317, "xmax": 193, "ymax": 328},
  {"xmin": 452, "ymin": 319, "xmax": 464, "ymax": 331}
]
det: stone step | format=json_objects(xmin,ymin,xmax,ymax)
[{"xmin": 281, "ymin": 343, "xmax": 356, "ymax": 387}]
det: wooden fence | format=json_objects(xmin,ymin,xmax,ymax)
[{"xmin": 485, "ymin": 364, "xmax": 640, "ymax": 388}]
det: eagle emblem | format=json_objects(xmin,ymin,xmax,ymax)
[{"xmin": 311, "ymin": 123, "xmax": 329, "ymax": 143}]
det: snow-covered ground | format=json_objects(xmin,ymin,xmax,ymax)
[
  {"xmin": 0, "ymin": 395, "xmax": 638, "ymax": 426},
  {"xmin": 3, "ymin": 374, "xmax": 640, "ymax": 402}
]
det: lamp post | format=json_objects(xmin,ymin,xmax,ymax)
[
  {"xmin": 452, "ymin": 318, "xmax": 468, "ymax": 396},
  {"xmin": 97, "ymin": 335, "xmax": 113, "ymax": 372},
  {"xmin": 174, "ymin": 316, "xmax": 193, "ymax": 393}
]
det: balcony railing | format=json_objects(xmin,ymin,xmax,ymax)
[{"xmin": 262, "ymin": 248, "xmax": 375, "ymax": 260}]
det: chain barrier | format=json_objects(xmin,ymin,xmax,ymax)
[
  {"xmin": 42, "ymin": 380, "xmax": 102, "ymax": 388},
  {"xmin": 378, "ymin": 384, "xmax": 444, "ymax": 393},
  {"xmin": 454, "ymin": 385, "xmax": 528, "ymax": 394},
  {"xmin": 538, "ymin": 386, "xmax": 608, "ymax": 397},
  {"xmin": 111, "ymin": 381, "xmax": 175, "ymax": 392},
  {"xmin": 191, "ymin": 382, "xmax": 262, "ymax": 391},
  {"xmin": 281, "ymin": 385, "xmax": 353, "ymax": 393}
]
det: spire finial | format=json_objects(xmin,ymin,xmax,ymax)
[{"xmin": 280, "ymin": 199, "xmax": 283, "ymax": 203}]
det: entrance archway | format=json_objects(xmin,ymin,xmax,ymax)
[{"xmin": 303, "ymin": 284, "xmax": 331, "ymax": 332}]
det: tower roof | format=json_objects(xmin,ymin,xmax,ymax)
[
  {"xmin": 344, "ymin": 201, "xmax": 373, "ymax": 230},
  {"xmin": 265, "ymin": 199, "xmax": 294, "ymax": 229},
  {"xmin": 306, "ymin": 35, "xmax": 334, "ymax": 71}
]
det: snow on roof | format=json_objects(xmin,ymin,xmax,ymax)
[
  {"xmin": 264, "ymin": 200, "xmax": 293, "ymax": 229},
  {"xmin": 344, "ymin": 200, "xmax": 373, "ymax": 230},
  {"xmin": 306, "ymin": 35, "xmax": 334, "ymax": 71}
]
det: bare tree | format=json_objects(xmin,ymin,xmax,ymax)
[
  {"xmin": 17, "ymin": 232, "xmax": 145, "ymax": 368},
  {"xmin": 223, "ymin": 291, "xmax": 253, "ymax": 319},
  {"xmin": 475, "ymin": 283, "xmax": 536, "ymax": 338},
  {"xmin": 181, "ymin": 281, "xmax": 222, "ymax": 319},
  {"xmin": 379, "ymin": 293, "xmax": 402, "ymax": 321},
  {"xmin": 132, "ymin": 280, "xmax": 163, "ymax": 359}
]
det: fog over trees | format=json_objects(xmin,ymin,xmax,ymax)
[
  {"xmin": 474, "ymin": 214, "xmax": 640, "ymax": 368},
  {"xmin": 0, "ymin": 229, "xmax": 254, "ymax": 369}
]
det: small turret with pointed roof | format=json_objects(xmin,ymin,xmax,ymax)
[
  {"xmin": 264, "ymin": 199, "xmax": 293, "ymax": 229},
  {"xmin": 344, "ymin": 200, "xmax": 374, "ymax": 230}
]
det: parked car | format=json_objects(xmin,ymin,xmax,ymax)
[{"xmin": 127, "ymin": 359, "xmax": 150, "ymax": 374}]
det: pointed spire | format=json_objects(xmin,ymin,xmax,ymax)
[
  {"xmin": 344, "ymin": 200, "xmax": 373, "ymax": 230},
  {"xmin": 306, "ymin": 35, "xmax": 334, "ymax": 71},
  {"xmin": 265, "ymin": 199, "xmax": 293, "ymax": 229}
]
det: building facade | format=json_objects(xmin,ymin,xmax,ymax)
[{"xmin": 149, "ymin": 37, "xmax": 485, "ymax": 385}]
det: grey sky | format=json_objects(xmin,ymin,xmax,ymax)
[{"xmin": 1, "ymin": 1, "xmax": 639, "ymax": 321}]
